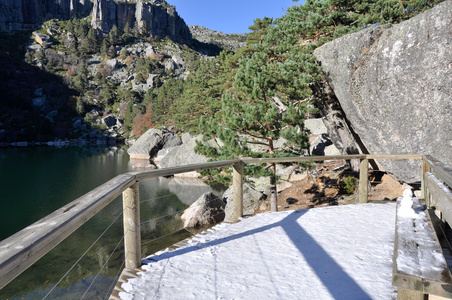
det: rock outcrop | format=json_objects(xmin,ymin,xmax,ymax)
[
  {"xmin": 127, "ymin": 128, "xmax": 181, "ymax": 160},
  {"xmin": 0, "ymin": 0, "xmax": 191, "ymax": 44},
  {"xmin": 313, "ymin": 0, "xmax": 452, "ymax": 182},
  {"xmin": 157, "ymin": 136, "xmax": 216, "ymax": 170},
  {"xmin": 181, "ymin": 192, "xmax": 225, "ymax": 228},
  {"xmin": 0, "ymin": 0, "xmax": 93, "ymax": 31},
  {"xmin": 189, "ymin": 25, "xmax": 247, "ymax": 50},
  {"xmin": 91, "ymin": 0, "xmax": 191, "ymax": 42},
  {"xmin": 223, "ymin": 183, "xmax": 266, "ymax": 221}
]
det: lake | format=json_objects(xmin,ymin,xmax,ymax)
[{"xmin": 0, "ymin": 146, "xmax": 224, "ymax": 299}]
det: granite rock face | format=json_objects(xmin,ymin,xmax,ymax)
[
  {"xmin": 0, "ymin": 0, "xmax": 93, "ymax": 31},
  {"xmin": 314, "ymin": 1, "xmax": 452, "ymax": 182},
  {"xmin": 127, "ymin": 128, "xmax": 181, "ymax": 160},
  {"xmin": 181, "ymin": 192, "xmax": 225, "ymax": 228},
  {"xmin": 91, "ymin": 0, "xmax": 191, "ymax": 42},
  {"xmin": 0, "ymin": 0, "xmax": 191, "ymax": 44},
  {"xmin": 223, "ymin": 183, "xmax": 266, "ymax": 221},
  {"xmin": 157, "ymin": 135, "xmax": 214, "ymax": 173}
]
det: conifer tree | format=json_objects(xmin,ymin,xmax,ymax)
[
  {"xmin": 196, "ymin": 14, "xmax": 318, "ymax": 201},
  {"xmin": 109, "ymin": 25, "xmax": 120, "ymax": 44},
  {"xmin": 170, "ymin": 50, "xmax": 240, "ymax": 133}
]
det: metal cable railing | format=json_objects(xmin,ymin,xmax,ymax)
[
  {"xmin": 80, "ymin": 236, "xmax": 125, "ymax": 299},
  {"xmin": 42, "ymin": 208, "xmax": 125, "ymax": 299},
  {"xmin": 38, "ymin": 190, "xmax": 226, "ymax": 299}
]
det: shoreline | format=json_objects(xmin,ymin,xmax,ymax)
[{"xmin": 0, "ymin": 137, "xmax": 125, "ymax": 148}]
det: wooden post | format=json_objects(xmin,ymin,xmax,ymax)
[
  {"xmin": 232, "ymin": 163, "xmax": 244, "ymax": 220},
  {"xmin": 123, "ymin": 181, "xmax": 141, "ymax": 270},
  {"xmin": 359, "ymin": 159, "xmax": 369, "ymax": 204},
  {"xmin": 397, "ymin": 288, "xmax": 424, "ymax": 300},
  {"xmin": 270, "ymin": 185, "xmax": 277, "ymax": 212},
  {"xmin": 421, "ymin": 159, "xmax": 431, "ymax": 205}
]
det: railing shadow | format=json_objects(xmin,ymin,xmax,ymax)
[{"xmin": 143, "ymin": 210, "xmax": 371, "ymax": 299}]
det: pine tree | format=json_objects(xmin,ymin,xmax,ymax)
[
  {"xmin": 246, "ymin": 17, "xmax": 273, "ymax": 46},
  {"xmin": 76, "ymin": 97, "xmax": 85, "ymax": 114},
  {"xmin": 109, "ymin": 25, "xmax": 120, "ymax": 45},
  {"xmin": 100, "ymin": 39, "xmax": 108, "ymax": 57},
  {"xmin": 170, "ymin": 50, "xmax": 240, "ymax": 133},
  {"xmin": 122, "ymin": 22, "xmax": 132, "ymax": 43}
]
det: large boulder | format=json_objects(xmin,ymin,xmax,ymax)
[
  {"xmin": 304, "ymin": 118, "xmax": 328, "ymax": 135},
  {"xmin": 223, "ymin": 183, "xmax": 266, "ymax": 221},
  {"xmin": 313, "ymin": 1, "xmax": 452, "ymax": 182},
  {"xmin": 157, "ymin": 135, "xmax": 216, "ymax": 175},
  {"xmin": 180, "ymin": 192, "xmax": 225, "ymax": 228},
  {"xmin": 127, "ymin": 128, "xmax": 181, "ymax": 160}
]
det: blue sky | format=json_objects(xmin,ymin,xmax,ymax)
[{"xmin": 167, "ymin": 0, "xmax": 303, "ymax": 34}]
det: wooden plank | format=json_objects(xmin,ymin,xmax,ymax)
[
  {"xmin": 242, "ymin": 154, "xmax": 421, "ymax": 165},
  {"xmin": 133, "ymin": 159, "xmax": 242, "ymax": 180},
  {"xmin": 0, "ymin": 173, "xmax": 137, "ymax": 289},
  {"xmin": 359, "ymin": 159, "xmax": 369, "ymax": 203},
  {"xmin": 393, "ymin": 197, "xmax": 452, "ymax": 298},
  {"xmin": 366, "ymin": 154, "xmax": 423, "ymax": 160},
  {"xmin": 241, "ymin": 155, "xmax": 366, "ymax": 164},
  {"xmin": 396, "ymin": 288, "xmax": 424, "ymax": 300},
  {"xmin": 424, "ymin": 155, "xmax": 452, "ymax": 192},
  {"xmin": 425, "ymin": 172, "xmax": 452, "ymax": 225},
  {"xmin": 123, "ymin": 182, "xmax": 141, "ymax": 270},
  {"xmin": 133, "ymin": 155, "xmax": 422, "ymax": 181}
]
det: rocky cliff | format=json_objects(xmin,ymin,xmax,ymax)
[
  {"xmin": 0, "ymin": 0, "xmax": 93, "ymax": 31},
  {"xmin": 189, "ymin": 25, "xmax": 247, "ymax": 50},
  {"xmin": 0, "ymin": 0, "xmax": 191, "ymax": 43},
  {"xmin": 314, "ymin": 0, "xmax": 452, "ymax": 182},
  {"xmin": 91, "ymin": 0, "xmax": 191, "ymax": 42}
]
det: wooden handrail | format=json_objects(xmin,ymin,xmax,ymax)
[
  {"xmin": 0, "ymin": 154, "xmax": 426, "ymax": 289},
  {"xmin": 132, "ymin": 159, "xmax": 242, "ymax": 180},
  {"xmin": 423, "ymin": 155, "xmax": 452, "ymax": 191},
  {"xmin": 0, "ymin": 173, "xmax": 137, "ymax": 289}
]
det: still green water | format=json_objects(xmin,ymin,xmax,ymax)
[{"xmin": 0, "ymin": 146, "xmax": 223, "ymax": 299}]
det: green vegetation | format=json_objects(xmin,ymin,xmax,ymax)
[
  {"xmin": 343, "ymin": 176, "xmax": 358, "ymax": 194},
  {"xmin": 184, "ymin": 0, "xmax": 442, "ymax": 184},
  {"xmin": 0, "ymin": 0, "xmax": 443, "ymax": 144}
]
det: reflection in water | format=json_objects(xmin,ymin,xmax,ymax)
[{"xmin": 0, "ymin": 147, "xmax": 224, "ymax": 299}]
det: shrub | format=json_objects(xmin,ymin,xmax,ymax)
[{"xmin": 343, "ymin": 176, "xmax": 358, "ymax": 194}]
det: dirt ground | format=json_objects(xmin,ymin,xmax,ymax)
[{"xmin": 257, "ymin": 159, "xmax": 407, "ymax": 212}]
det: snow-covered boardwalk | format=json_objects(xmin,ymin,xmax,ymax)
[{"xmin": 120, "ymin": 203, "xmax": 397, "ymax": 300}]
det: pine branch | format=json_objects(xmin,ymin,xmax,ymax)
[
  {"xmin": 246, "ymin": 140, "xmax": 270, "ymax": 147},
  {"xmin": 293, "ymin": 96, "xmax": 314, "ymax": 105}
]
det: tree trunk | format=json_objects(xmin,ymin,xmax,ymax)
[{"xmin": 270, "ymin": 163, "xmax": 278, "ymax": 212}]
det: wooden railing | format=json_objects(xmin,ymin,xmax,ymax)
[
  {"xmin": 0, "ymin": 154, "xmax": 434, "ymax": 290},
  {"xmin": 390, "ymin": 155, "xmax": 452, "ymax": 299}
]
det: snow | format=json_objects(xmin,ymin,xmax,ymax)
[
  {"xmin": 395, "ymin": 194, "xmax": 448, "ymax": 280},
  {"xmin": 120, "ymin": 203, "xmax": 397, "ymax": 300},
  {"xmin": 397, "ymin": 188, "xmax": 418, "ymax": 218}
]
